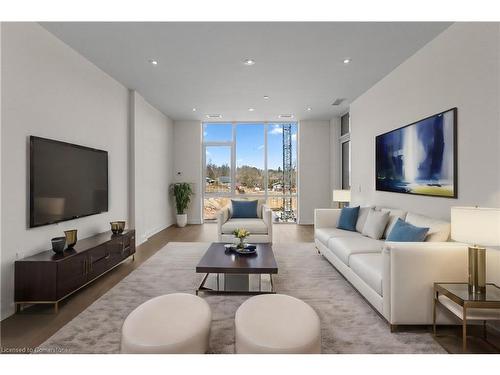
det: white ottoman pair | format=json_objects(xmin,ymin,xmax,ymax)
[
  {"xmin": 120, "ymin": 293, "xmax": 321, "ymax": 354},
  {"xmin": 235, "ymin": 294, "xmax": 321, "ymax": 354},
  {"xmin": 121, "ymin": 293, "xmax": 211, "ymax": 354}
]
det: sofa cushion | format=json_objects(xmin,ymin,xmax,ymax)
[
  {"xmin": 355, "ymin": 206, "xmax": 372, "ymax": 233},
  {"xmin": 405, "ymin": 212, "xmax": 450, "ymax": 242},
  {"xmin": 386, "ymin": 218, "xmax": 429, "ymax": 242},
  {"xmin": 380, "ymin": 208, "xmax": 407, "ymax": 239},
  {"xmin": 327, "ymin": 236, "xmax": 384, "ymax": 266},
  {"xmin": 231, "ymin": 199, "xmax": 259, "ymax": 218},
  {"xmin": 362, "ymin": 209, "xmax": 390, "ymax": 240},
  {"xmin": 222, "ymin": 219, "xmax": 268, "ymax": 234},
  {"xmin": 349, "ymin": 253, "xmax": 383, "ymax": 296},
  {"xmin": 315, "ymin": 228, "xmax": 360, "ymax": 245},
  {"xmin": 337, "ymin": 206, "xmax": 360, "ymax": 231}
]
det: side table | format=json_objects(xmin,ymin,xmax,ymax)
[{"xmin": 433, "ymin": 282, "xmax": 500, "ymax": 352}]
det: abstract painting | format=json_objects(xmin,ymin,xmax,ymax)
[{"xmin": 376, "ymin": 108, "xmax": 457, "ymax": 198}]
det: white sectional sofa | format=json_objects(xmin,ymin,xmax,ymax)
[{"xmin": 314, "ymin": 207, "xmax": 468, "ymax": 328}]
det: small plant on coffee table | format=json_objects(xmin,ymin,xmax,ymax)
[{"xmin": 233, "ymin": 228, "xmax": 250, "ymax": 249}]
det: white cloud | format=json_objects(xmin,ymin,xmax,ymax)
[
  {"xmin": 269, "ymin": 125, "xmax": 283, "ymax": 135},
  {"xmin": 291, "ymin": 134, "xmax": 297, "ymax": 142},
  {"xmin": 257, "ymin": 144, "xmax": 264, "ymax": 150}
]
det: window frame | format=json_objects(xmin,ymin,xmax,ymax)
[
  {"xmin": 202, "ymin": 122, "xmax": 298, "ymax": 223},
  {"xmin": 339, "ymin": 113, "xmax": 351, "ymax": 190}
]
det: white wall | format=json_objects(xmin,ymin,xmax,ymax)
[
  {"xmin": 350, "ymin": 23, "xmax": 500, "ymax": 220},
  {"xmin": 173, "ymin": 120, "xmax": 202, "ymax": 224},
  {"xmin": 298, "ymin": 120, "xmax": 332, "ymax": 224},
  {"xmin": 1, "ymin": 23, "xmax": 176, "ymax": 320},
  {"xmin": 0, "ymin": 23, "xmax": 130, "ymax": 319},
  {"xmin": 131, "ymin": 91, "xmax": 175, "ymax": 244}
]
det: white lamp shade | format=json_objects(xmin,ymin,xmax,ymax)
[
  {"xmin": 451, "ymin": 207, "xmax": 500, "ymax": 246},
  {"xmin": 332, "ymin": 189, "xmax": 351, "ymax": 203}
]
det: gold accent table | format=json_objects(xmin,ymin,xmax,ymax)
[{"xmin": 433, "ymin": 282, "xmax": 500, "ymax": 352}]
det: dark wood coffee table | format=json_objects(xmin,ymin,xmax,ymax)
[{"xmin": 195, "ymin": 243, "xmax": 278, "ymax": 295}]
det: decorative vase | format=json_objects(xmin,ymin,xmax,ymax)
[
  {"xmin": 110, "ymin": 221, "xmax": 126, "ymax": 234},
  {"xmin": 64, "ymin": 229, "xmax": 78, "ymax": 248},
  {"xmin": 237, "ymin": 237, "xmax": 247, "ymax": 249},
  {"xmin": 176, "ymin": 214, "xmax": 188, "ymax": 228},
  {"xmin": 51, "ymin": 237, "xmax": 66, "ymax": 254}
]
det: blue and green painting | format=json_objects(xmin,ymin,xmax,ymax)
[{"xmin": 376, "ymin": 108, "xmax": 456, "ymax": 198}]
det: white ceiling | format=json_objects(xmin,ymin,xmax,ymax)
[{"xmin": 41, "ymin": 22, "xmax": 451, "ymax": 122}]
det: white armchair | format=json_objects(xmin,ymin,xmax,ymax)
[{"xmin": 217, "ymin": 203, "xmax": 273, "ymax": 243}]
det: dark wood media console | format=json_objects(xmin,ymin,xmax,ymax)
[{"xmin": 15, "ymin": 229, "xmax": 135, "ymax": 313}]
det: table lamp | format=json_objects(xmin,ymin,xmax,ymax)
[
  {"xmin": 451, "ymin": 207, "xmax": 500, "ymax": 294},
  {"xmin": 332, "ymin": 190, "xmax": 351, "ymax": 209}
]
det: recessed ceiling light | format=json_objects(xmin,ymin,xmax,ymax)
[
  {"xmin": 343, "ymin": 58, "xmax": 351, "ymax": 64},
  {"xmin": 307, "ymin": 107, "xmax": 312, "ymax": 111},
  {"xmin": 192, "ymin": 108, "xmax": 197, "ymax": 112},
  {"xmin": 243, "ymin": 58, "xmax": 256, "ymax": 66},
  {"xmin": 263, "ymin": 95, "xmax": 270, "ymax": 100},
  {"xmin": 248, "ymin": 108, "xmax": 255, "ymax": 112},
  {"xmin": 148, "ymin": 59, "xmax": 159, "ymax": 65}
]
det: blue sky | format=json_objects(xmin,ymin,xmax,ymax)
[{"xmin": 204, "ymin": 123, "xmax": 297, "ymax": 170}]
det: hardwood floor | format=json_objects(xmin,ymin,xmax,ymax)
[{"xmin": 1, "ymin": 223, "xmax": 498, "ymax": 354}]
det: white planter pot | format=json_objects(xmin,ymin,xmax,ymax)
[{"xmin": 176, "ymin": 214, "xmax": 188, "ymax": 228}]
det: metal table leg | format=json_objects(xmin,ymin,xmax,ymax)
[{"xmin": 462, "ymin": 306, "xmax": 467, "ymax": 352}]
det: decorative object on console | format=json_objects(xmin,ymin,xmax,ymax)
[
  {"xmin": 332, "ymin": 189, "xmax": 351, "ymax": 208},
  {"xmin": 451, "ymin": 207, "xmax": 500, "ymax": 294},
  {"xmin": 170, "ymin": 182, "xmax": 194, "ymax": 227},
  {"xmin": 337, "ymin": 206, "xmax": 359, "ymax": 231},
  {"xmin": 64, "ymin": 229, "xmax": 78, "ymax": 248},
  {"xmin": 110, "ymin": 221, "xmax": 126, "ymax": 234},
  {"xmin": 376, "ymin": 108, "xmax": 457, "ymax": 198},
  {"xmin": 386, "ymin": 218, "xmax": 429, "ymax": 242},
  {"xmin": 233, "ymin": 228, "xmax": 251, "ymax": 249},
  {"xmin": 51, "ymin": 237, "xmax": 66, "ymax": 254}
]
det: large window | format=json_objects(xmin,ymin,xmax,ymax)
[
  {"xmin": 203, "ymin": 122, "xmax": 298, "ymax": 223},
  {"xmin": 340, "ymin": 113, "xmax": 351, "ymax": 189}
]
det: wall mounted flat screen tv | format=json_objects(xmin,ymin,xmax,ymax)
[
  {"xmin": 30, "ymin": 136, "xmax": 108, "ymax": 227},
  {"xmin": 375, "ymin": 108, "xmax": 457, "ymax": 198}
]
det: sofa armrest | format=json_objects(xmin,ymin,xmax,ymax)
[
  {"xmin": 262, "ymin": 205, "xmax": 273, "ymax": 242},
  {"xmin": 314, "ymin": 209, "xmax": 341, "ymax": 229},
  {"xmin": 216, "ymin": 206, "xmax": 230, "ymax": 241},
  {"xmin": 382, "ymin": 242, "xmax": 468, "ymax": 324}
]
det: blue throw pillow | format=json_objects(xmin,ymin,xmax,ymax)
[
  {"xmin": 231, "ymin": 200, "xmax": 258, "ymax": 218},
  {"xmin": 386, "ymin": 218, "xmax": 429, "ymax": 242},
  {"xmin": 337, "ymin": 206, "xmax": 360, "ymax": 231}
]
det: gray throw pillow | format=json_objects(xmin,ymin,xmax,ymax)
[
  {"xmin": 362, "ymin": 209, "xmax": 390, "ymax": 240},
  {"xmin": 355, "ymin": 206, "xmax": 372, "ymax": 233}
]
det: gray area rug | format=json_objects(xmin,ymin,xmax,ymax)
[{"xmin": 37, "ymin": 242, "xmax": 445, "ymax": 354}]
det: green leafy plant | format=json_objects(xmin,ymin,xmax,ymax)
[{"xmin": 170, "ymin": 183, "xmax": 193, "ymax": 214}]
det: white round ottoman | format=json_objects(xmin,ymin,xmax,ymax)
[
  {"xmin": 121, "ymin": 293, "xmax": 211, "ymax": 354},
  {"xmin": 235, "ymin": 294, "xmax": 321, "ymax": 354}
]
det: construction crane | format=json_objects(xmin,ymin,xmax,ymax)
[{"xmin": 281, "ymin": 123, "xmax": 295, "ymax": 222}]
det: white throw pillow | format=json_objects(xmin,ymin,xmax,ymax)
[
  {"xmin": 405, "ymin": 212, "xmax": 451, "ymax": 242},
  {"xmin": 381, "ymin": 208, "xmax": 407, "ymax": 239},
  {"xmin": 362, "ymin": 209, "xmax": 390, "ymax": 240},
  {"xmin": 355, "ymin": 206, "xmax": 372, "ymax": 233}
]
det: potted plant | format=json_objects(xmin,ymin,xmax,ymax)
[
  {"xmin": 170, "ymin": 183, "xmax": 193, "ymax": 227},
  {"xmin": 233, "ymin": 228, "xmax": 251, "ymax": 249}
]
